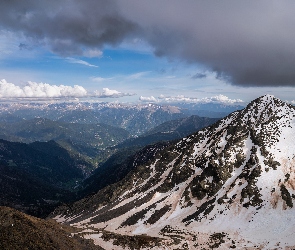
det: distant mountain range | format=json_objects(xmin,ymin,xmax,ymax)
[
  {"xmin": 0, "ymin": 117, "xmax": 130, "ymax": 166},
  {"xmin": 0, "ymin": 112, "xmax": 220, "ymax": 167},
  {"xmin": 115, "ymin": 115, "xmax": 219, "ymax": 150},
  {"xmin": 52, "ymin": 95, "xmax": 295, "ymax": 249},
  {"xmin": 0, "ymin": 102, "xmax": 244, "ymax": 135},
  {"xmin": 175, "ymin": 102, "xmax": 245, "ymax": 117},
  {"xmin": 0, "ymin": 117, "xmax": 130, "ymax": 148}
]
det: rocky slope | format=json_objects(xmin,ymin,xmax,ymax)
[{"xmin": 52, "ymin": 95, "xmax": 295, "ymax": 249}]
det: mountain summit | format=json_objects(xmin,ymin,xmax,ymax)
[{"xmin": 53, "ymin": 95, "xmax": 295, "ymax": 249}]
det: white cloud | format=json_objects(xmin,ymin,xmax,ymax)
[
  {"xmin": 0, "ymin": 80, "xmax": 137, "ymax": 101},
  {"xmin": 83, "ymin": 48, "xmax": 103, "ymax": 58},
  {"xmin": 0, "ymin": 79, "xmax": 87, "ymax": 98},
  {"xmin": 158, "ymin": 94, "xmax": 197, "ymax": 103},
  {"xmin": 94, "ymin": 88, "xmax": 135, "ymax": 98},
  {"xmin": 139, "ymin": 96, "xmax": 158, "ymax": 102},
  {"xmin": 127, "ymin": 71, "xmax": 151, "ymax": 80},
  {"xmin": 91, "ymin": 71, "xmax": 150, "ymax": 84},
  {"xmin": 91, "ymin": 76, "xmax": 113, "ymax": 82},
  {"xmin": 66, "ymin": 57, "xmax": 98, "ymax": 67},
  {"xmin": 158, "ymin": 94, "xmax": 243, "ymax": 105},
  {"xmin": 201, "ymin": 95, "xmax": 243, "ymax": 104}
]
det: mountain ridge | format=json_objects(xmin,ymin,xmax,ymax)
[
  {"xmin": 114, "ymin": 115, "xmax": 219, "ymax": 150},
  {"xmin": 52, "ymin": 95, "xmax": 295, "ymax": 249},
  {"xmin": 0, "ymin": 102, "xmax": 243, "ymax": 135}
]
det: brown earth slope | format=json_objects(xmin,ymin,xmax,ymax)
[{"xmin": 0, "ymin": 206, "xmax": 103, "ymax": 250}]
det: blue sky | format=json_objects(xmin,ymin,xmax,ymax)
[{"xmin": 0, "ymin": 1, "xmax": 295, "ymax": 104}]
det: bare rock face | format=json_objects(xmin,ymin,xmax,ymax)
[{"xmin": 52, "ymin": 95, "xmax": 295, "ymax": 249}]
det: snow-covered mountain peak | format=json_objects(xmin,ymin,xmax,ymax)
[
  {"xmin": 53, "ymin": 95, "xmax": 295, "ymax": 249},
  {"xmin": 239, "ymin": 94, "xmax": 294, "ymax": 125}
]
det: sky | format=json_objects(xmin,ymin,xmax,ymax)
[{"xmin": 0, "ymin": 0, "xmax": 295, "ymax": 105}]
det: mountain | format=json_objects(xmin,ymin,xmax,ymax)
[
  {"xmin": 0, "ymin": 117, "xmax": 130, "ymax": 168},
  {"xmin": 0, "ymin": 103, "xmax": 187, "ymax": 136},
  {"xmin": 176, "ymin": 102, "xmax": 244, "ymax": 118},
  {"xmin": 0, "ymin": 113, "xmax": 24, "ymax": 123},
  {"xmin": 0, "ymin": 139, "xmax": 93, "ymax": 217},
  {"xmin": 57, "ymin": 105, "xmax": 187, "ymax": 136},
  {"xmin": 79, "ymin": 142, "xmax": 171, "ymax": 198},
  {"xmin": 0, "ymin": 206, "xmax": 102, "ymax": 250},
  {"xmin": 0, "ymin": 102, "xmax": 242, "ymax": 135},
  {"xmin": 0, "ymin": 117, "xmax": 130, "ymax": 147},
  {"xmin": 0, "ymin": 117, "xmax": 129, "ymax": 151},
  {"xmin": 80, "ymin": 116, "xmax": 219, "ymax": 198},
  {"xmin": 52, "ymin": 95, "xmax": 295, "ymax": 249},
  {"xmin": 144, "ymin": 115, "xmax": 219, "ymax": 136},
  {"xmin": 115, "ymin": 115, "xmax": 219, "ymax": 149}
]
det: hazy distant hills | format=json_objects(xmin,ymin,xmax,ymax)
[
  {"xmin": 0, "ymin": 114, "xmax": 219, "ymax": 152},
  {"xmin": 0, "ymin": 103, "xmax": 186, "ymax": 135},
  {"xmin": 0, "ymin": 117, "xmax": 130, "ymax": 167},
  {"xmin": 57, "ymin": 107, "xmax": 186, "ymax": 136},
  {"xmin": 0, "ymin": 102, "xmax": 243, "ymax": 135},
  {"xmin": 0, "ymin": 114, "xmax": 219, "ymax": 166},
  {"xmin": 177, "ymin": 102, "xmax": 244, "ymax": 116},
  {"xmin": 0, "ymin": 117, "xmax": 130, "ymax": 149},
  {"xmin": 144, "ymin": 115, "xmax": 219, "ymax": 136},
  {"xmin": 53, "ymin": 95, "xmax": 295, "ymax": 249},
  {"xmin": 115, "ymin": 115, "xmax": 219, "ymax": 149}
]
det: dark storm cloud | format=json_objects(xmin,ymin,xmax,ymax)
[
  {"xmin": 0, "ymin": 0, "xmax": 138, "ymax": 56},
  {"xmin": 19, "ymin": 43, "xmax": 32, "ymax": 50},
  {"xmin": 192, "ymin": 73, "xmax": 207, "ymax": 79},
  {"xmin": 118, "ymin": 0, "xmax": 295, "ymax": 87},
  {"xmin": 2, "ymin": 0, "xmax": 295, "ymax": 87}
]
